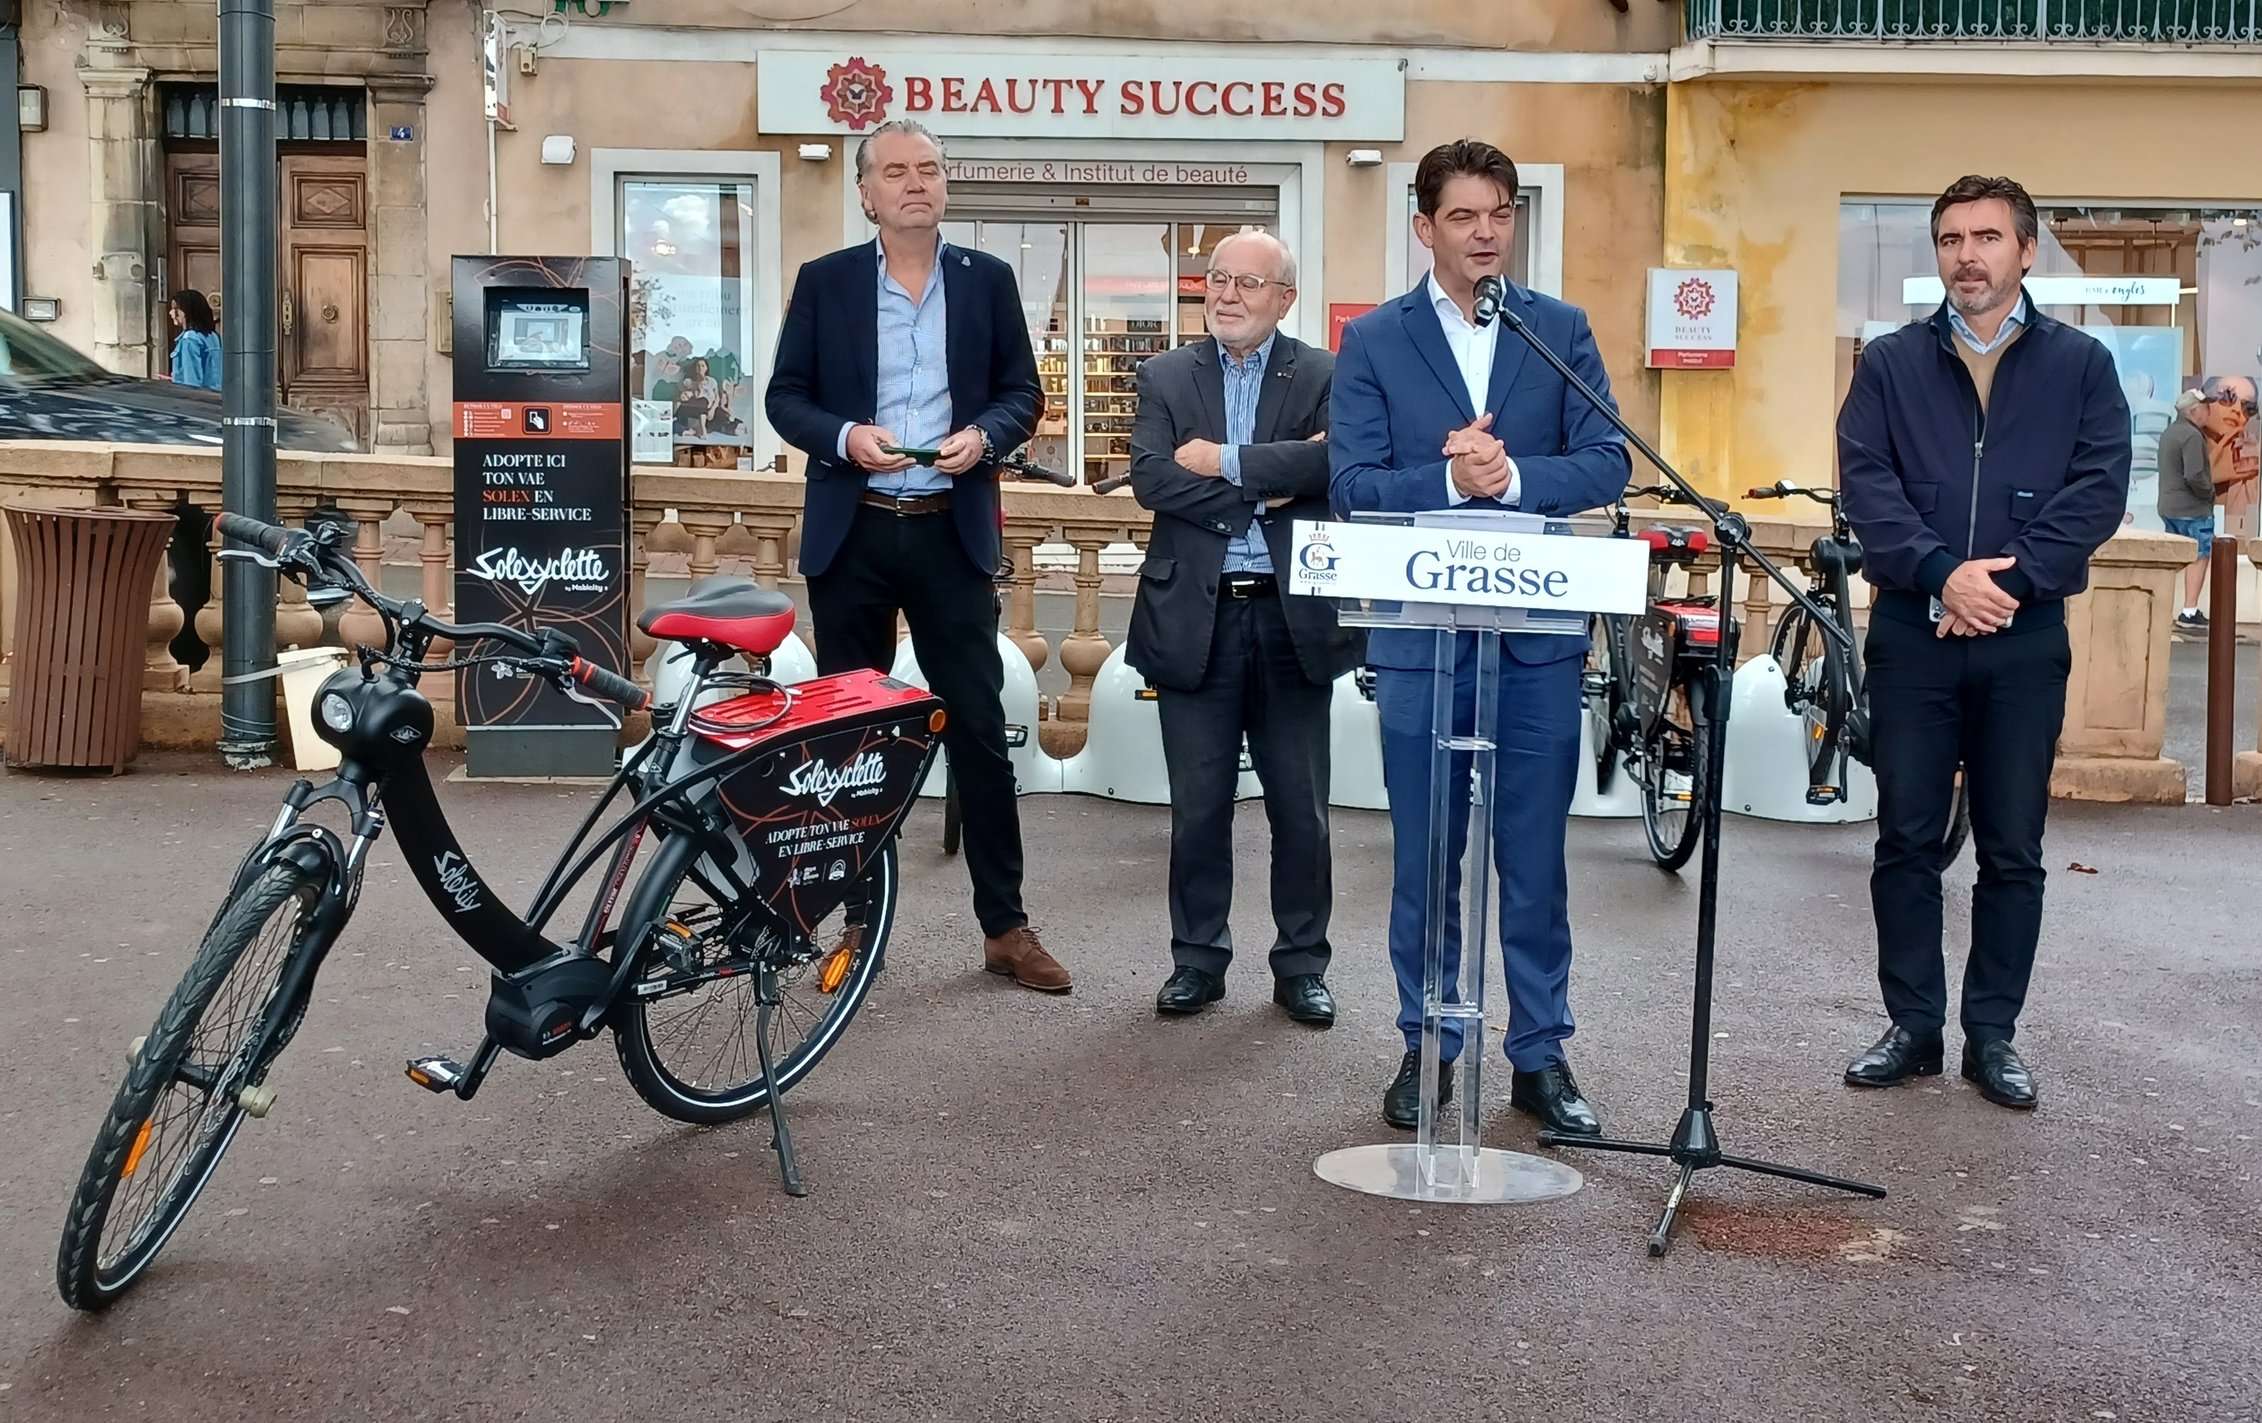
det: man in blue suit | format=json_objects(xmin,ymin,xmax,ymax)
[{"xmin": 1330, "ymin": 139, "xmax": 1630, "ymax": 1133}]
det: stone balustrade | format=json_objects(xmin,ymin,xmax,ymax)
[{"xmin": 0, "ymin": 441, "xmax": 2201, "ymax": 801}]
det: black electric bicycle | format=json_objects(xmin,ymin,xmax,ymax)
[
  {"xmin": 1745, "ymin": 479, "xmax": 1969, "ymax": 862},
  {"xmin": 57, "ymin": 513, "xmax": 943, "ymax": 1311},
  {"xmin": 1584, "ymin": 485, "xmax": 1727, "ymax": 872}
]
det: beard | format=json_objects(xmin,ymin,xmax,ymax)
[{"xmin": 1948, "ymin": 267, "xmax": 2023, "ymax": 320}]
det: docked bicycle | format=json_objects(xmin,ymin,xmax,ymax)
[
  {"xmin": 1745, "ymin": 479, "xmax": 1968, "ymax": 860},
  {"xmin": 57, "ymin": 513, "xmax": 940, "ymax": 1311}
]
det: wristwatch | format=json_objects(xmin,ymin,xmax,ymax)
[{"xmin": 970, "ymin": 426, "xmax": 996, "ymax": 465}]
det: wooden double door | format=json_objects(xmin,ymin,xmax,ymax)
[{"xmin": 166, "ymin": 150, "xmax": 372, "ymax": 447}]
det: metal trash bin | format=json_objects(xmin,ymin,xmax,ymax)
[{"xmin": 4, "ymin": 504, "xmax": 179, "ymax": 774}]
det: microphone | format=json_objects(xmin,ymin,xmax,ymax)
[{"xmin": 1472, "ymin": 274, "xmax": 1506, "ymax": 328}]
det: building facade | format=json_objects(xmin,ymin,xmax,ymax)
[{"xmin": 7, "ymin": 0, "xmax": 2260, "ymax": 538}]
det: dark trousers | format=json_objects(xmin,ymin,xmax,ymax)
[
  {"xmin": 808, "ymin": 505, "xmax": 1025, "ymax": 938},
  {"xmin": 1375, "ymin": 643, "xmax": 1581, "ymax": 1072},
  {"xmin": 1866, "ymin": 609, "xmax": 2070, "ymax": 1044},
  {"xmin": 1155, "ymin": 592, "xmax": 1335, "ymax": 980}
]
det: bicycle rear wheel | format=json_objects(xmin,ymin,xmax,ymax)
[
  {"xmin": 1942, "ymin": 771, "xmax": 1972, "ymax": 863},
  {"xmin": 940, "ymin": 763, "xmax": 963, "ymax": 855},
  {"xmin": 57, "ymin": 861, "xmax": 323, "ymax": 1310},
  {"xmin": 1638, "ymin": 694, "xmax": 1707, "ymax": 873},
  {"xmin": 1773, "ymin": 604, "xmax": 1851, "ymax": 790},
  {"xmin": 615, "ymin": 837, "xmax": 894, "ymax": 1126},
  {"xmin": 1585, "ymin": 614, "xmax": 1630, "ymax": 794}
]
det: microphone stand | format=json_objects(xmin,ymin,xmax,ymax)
[{"xmin": 1490, "ymin": 290, "xmax": 1885, "ymax": 1257}]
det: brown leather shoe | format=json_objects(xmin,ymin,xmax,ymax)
[{"xmin": 982, "ymin": 925, "xmax": 1071, "ymax": 994}]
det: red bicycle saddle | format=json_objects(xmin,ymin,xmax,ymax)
[{"xmin": 638, "ymin": 577, "xmax": 797, "ymax": 656}]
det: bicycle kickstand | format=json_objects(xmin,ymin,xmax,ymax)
[{"xmin": 752, "ymin": 964, "xmax": 808, "ymax": 1198}]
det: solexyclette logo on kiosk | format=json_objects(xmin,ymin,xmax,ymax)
[{"xmin": 1287, "ymin": 519, "xmax": 1649, "ymax": 616}]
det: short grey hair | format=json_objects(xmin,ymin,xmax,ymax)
[
  {"xmin": 1214, "ymin": 229, "xmax": 1297, "ymax": 287},
  {"xmin": 855, "ymin": 120, "xmax": 946, "ymax": 182}
]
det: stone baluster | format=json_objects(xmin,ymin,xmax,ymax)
[
  {"xmin": 191, "ymin": 519, "xmax": 225, "ymax": 690},
  {"xmin": 1003, "ymin": 530, "xmax": 1050, "ymax": 673},
  {"xmin": 627, "ymin": 515, "xmax": 658, "ymax": 682},
  {"xmin": 1055, "ymin": 532, "xmax": 1111, "ymax": 723},
  {"xmin": 1739, "ymin": 556, "xmax": 1774, "ymax": 665},
  {"xmin": 411, "ymin": 512, "xmax": 456, "ymax": 658},
  {"xmin": 128, "ymin": 498, "xmax": 190, "ymax": 691},
  {"xmin": 744, "ymin": 513, "xmax": 794, "ymax": 590},
  {"xmin": 716, "ymin": 517, "xmax": 759, "ymax": 580},
  {"xmin": 337, "ymin": 503, "xmax": 393, "ymax": 652},
  {"xmin": 682, "ymin": 512, "xmax": 730, "ymax": 585}
]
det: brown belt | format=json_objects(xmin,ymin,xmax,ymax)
[{"xmin": 860, "ymin": 489, "xmax": 954, "ymax": 516}]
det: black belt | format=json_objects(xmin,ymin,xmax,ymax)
[
  {"xmin": 860, "ymin": 489, "xmax": 953, "ymax": 516},
  {"xmin": 1220, "ymin": 573, "xmax": 1278, "ymax": 600}
]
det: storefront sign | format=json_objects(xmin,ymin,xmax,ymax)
[
  {"xmin": 1328, "ymin": 303, "xmax": 1375, "ymax": 352},
  {"xmin": 759, "ymin": 51, "xmax": 1404, "ymax": 141},
  {"xmin": 1645, "ymin": 268, "xmax": 1737, "ymax": 370},
  {"xmin": 1901, "ymin": 274, "xmax": 2182, "ymax": 307},
  {"xmin": 1287, "ymin": 519, "xmax": 1648, "ymax": 616},
  {"xmin": 943, "ymin": 157, "xmax": 1264, "ymax": 188}
]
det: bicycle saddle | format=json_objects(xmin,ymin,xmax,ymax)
[
  {"xmin": 1638, "ymin": 527, "xmax": 1710, "ymax": 563},
  {"xmin": 639, "ymin": 578, "xmax": 797, "ymax": 656}
]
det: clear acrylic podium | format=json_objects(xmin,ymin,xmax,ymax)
[{"xmin": 1308, "ymin": 508, "xmax": 1637, "ymax": 1206}]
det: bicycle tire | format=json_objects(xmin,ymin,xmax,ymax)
[
  {"xmin": 1586, "ymin": 615, "xmax": 1630, "ymax": 794},
  {"xmin": 57, "ymin": 861, "xmax": 323, "ymax": 1311},
  {"xmin": 1774, "ymin": 604, "xmax": 1852, "ymax": 790},
  {"xmin": 1639, "ymin": 701, "xmax": 1707, "ymax": 873},
  {"xmin": 614, "ymin": 837, "xmax": 894, "ymax": 1127},
  {"xmin": 941, "ymin": 764, "xmax": 962, "ymax": 856}
]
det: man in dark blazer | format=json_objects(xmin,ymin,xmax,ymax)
[
  {"xmin": 1127, "ymin": 231, "xmax": 1360, "ymax": 1026},
  {"xmin": 1330, "ymin": 139, "xmax": 1630, "ymax": 1132},
  {"xmin": 765, "ymin": 119, "xmax": 1068, "ymax": 995}
]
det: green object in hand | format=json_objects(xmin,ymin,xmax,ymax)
[{"xmin": 881, "ymin": 445, "xmax": 945, "ymax": 464}]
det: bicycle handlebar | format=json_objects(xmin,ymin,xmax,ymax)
[
  {"xmin": 1743, "ymin": 481, "xmax": 1839, "ymax": 505},
  {"xmin": 212, "ymin": 511, "xmax": 650, "ymax": 711},
  {"xmin": 998, "ymin": 452, "xmax": 1077, "ymax": 488},
  {"xmin": 1091, "ymin": 473, "xmax": 1133, "ymax": 495}
]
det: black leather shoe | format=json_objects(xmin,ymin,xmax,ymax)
[
  {"xmin": 1155, "ymin": 966, "xmax": 1225, "ymax": 1016},
  {"xmin": 1510, "ymin": 1060, "xmax": 1602, "ymax": 1137},
  {"xmin": 1272, "ymin": 975, "xmax": 1335, "ymax": 1027},
  {"xmin": 1382, "ymin": 1050, "xmax": 1454, "ymax": 1130},
  {"xmin": 1843, "ymin": 1026, "xmax": 1945, "ymax": 1087},
  {"xmin": 1962, "ymin": 1039, "xmax": 2038, "ymax": 1110}
]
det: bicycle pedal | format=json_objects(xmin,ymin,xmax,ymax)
[
  {"xmin": 405, "ymin": 1056, "xmax": 467, "ymax": 1094},
  {"xmin": 1806, "ymin": 786, "xmax": 1842, "ymax": 806}
]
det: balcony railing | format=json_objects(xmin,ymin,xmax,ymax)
[{"xmin": 1686, "ymin": 1, "xmax": 2262, "ymax": 42}]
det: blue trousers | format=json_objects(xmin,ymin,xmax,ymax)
[{"xmin": 1374, "ymin": 644, "xmax": 1581, "ymax": 1072}]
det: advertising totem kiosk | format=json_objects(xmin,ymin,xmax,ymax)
[{"xmin": 451, "ymin": 257, "xmax": 633, "ymax": 779}]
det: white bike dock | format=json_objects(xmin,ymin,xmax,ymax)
[
  {"xmin": 887, "ymin": 633, "xmax": 1068, "ymax": 799},
  {"xmin": 1718, "ymin": 654, "xmax": 1878, "ymax": 825}
]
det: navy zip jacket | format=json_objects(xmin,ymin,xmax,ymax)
[{"xmin": 1836, "ymin": 293, "xmax": 2130, "ymax": 610}]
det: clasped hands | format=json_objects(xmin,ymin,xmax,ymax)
[
  {"xmin": 1937, "ymin": 557, "xmax": 2020, "ymax": 639},
  {"xmin": 846, "ymin": 424, "xmax": 987, "ymax": 476},
  {"xmin": 1445, "ymin": 413, "xmax": 1510, "ymax": 500}
]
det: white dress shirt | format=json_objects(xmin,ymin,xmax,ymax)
[{"xmin": 1427, "ymin": 274, "xmax": 1522, "ymax": 508}]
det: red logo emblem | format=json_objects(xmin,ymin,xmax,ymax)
[
  {"xmin": 1672, "ymin": 277, "xmax": 1718, "ymax": 321},
  {"xmin": 821, "ymin": 57, "xmax": 894, "ymax": 131}
]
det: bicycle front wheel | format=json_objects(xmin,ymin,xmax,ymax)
[
  {"xmin": 1774, "ymin": 604, "xmax": 1851, "ymax": 790},
  {"xmin": 57, "ymin": 861, "xmax": 324, "ymax": 1311},
  {"xmin": 615, "ymin": 837, "xmax": 894, "ymax": 1126}
]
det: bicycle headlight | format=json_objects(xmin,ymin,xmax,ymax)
[{"xmin": 319, "ymin": 692, "xmax": 355, "ymax": 733}]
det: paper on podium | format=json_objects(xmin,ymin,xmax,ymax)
[{"xmin": 1288, "ymin": 509, "xmax": 1646, "ymax": 633}]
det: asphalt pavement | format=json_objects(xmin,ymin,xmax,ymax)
[{"xmin": 0, "ymin": 756, "xmax": 2255, "ymax": 1422}]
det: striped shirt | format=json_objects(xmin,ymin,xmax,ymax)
[{"xmin": 1214, "ymin": 332, "xmax": 1275, "ymax": 574}]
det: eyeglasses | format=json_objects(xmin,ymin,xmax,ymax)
[
  {"xmin": 1203, "ymin": 270, "xmax": 1291, "ymax": 294},
  {"xmin": 2207, "ymin": 390, "xmax": 2259, "ymax": 416}
]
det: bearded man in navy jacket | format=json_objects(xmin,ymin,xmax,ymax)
[{"xmin": 1329, "ymin": 139, "xmax": 1629, "ymax": 1134}]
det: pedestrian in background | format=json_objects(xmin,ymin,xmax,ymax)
[
  {"xmin": 2156, "ymin": 386, "xmax": 2215, "ymax": 632},
  {"xmin": 168, "ymin": 290, "xmax": 221, "ymax": 391},
  {"xmin": 1836, "ymin": 174, "xmax": 2130, "ymax": 1112}
]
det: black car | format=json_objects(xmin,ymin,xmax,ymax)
[{"xmin": 0, "ymin": 308, "xmax": 358, "ymax": 453}]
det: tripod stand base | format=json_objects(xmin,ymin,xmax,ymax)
[
  {"xmin": 1315, "ymin": 1143, "xmax": 1584, "ymax": 1205},
  {"xmin": 1539, "ymin": 1105, "xmax": 1885, "ymax": 1256}
]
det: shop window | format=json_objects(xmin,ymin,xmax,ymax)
[
  {"xmin": 1838, "ymin": 200, "xmax": 2262, "ymax": 533},
  {"xmin": 621, "ymin": 178, "xmax": 761, "ymax": 468}
]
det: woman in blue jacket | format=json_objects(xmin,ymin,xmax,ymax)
[{"xmin": 168, "ymin": 290, "xmax": 222, "ymax": 390}]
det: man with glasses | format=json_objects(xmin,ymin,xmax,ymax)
[{"xmin": 1127, "ymin": 231, "xmax": 1358, "ymax": 1025}]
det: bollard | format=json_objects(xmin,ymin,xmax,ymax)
[{"xmin": 2204, "ymin": 535, "xmax": 2239, "ymax": 806}]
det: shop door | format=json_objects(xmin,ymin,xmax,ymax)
[{"xmin": 947, "ymin": 185, "xmax": 1279, "ymax": 485}]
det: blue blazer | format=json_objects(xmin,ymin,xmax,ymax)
[
  {"xmin": 1328, "ymin": 280, "xmax": 1631, "ymax": 671},
  {"xmin": 765, "ymin": 241, "xmax": 1043, "ymax": 579}
]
